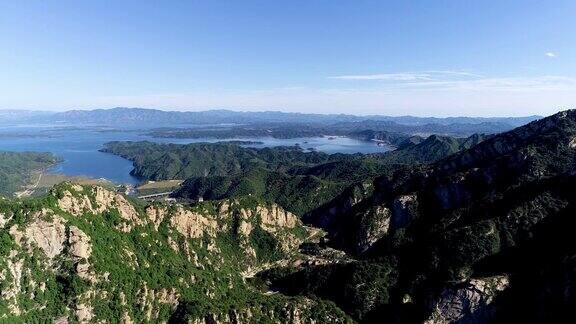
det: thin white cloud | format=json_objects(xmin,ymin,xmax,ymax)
[
  {"xmin": 81, "ymin": 75, "xmax": 576, "ymax": 117},
  {"xmin": 330, "ymin": 73, "xmax": 433, "ymax": 81},
  {"xmin": 329, "ymin": 70, "xmax": 480, "ymax": 81},
  {"xmin": 545, "ymin": 52, "xmax": 557, "ymax": 58},
  {"xmin": 3, "ymin": 71, "xmax": 574, "ymax": 116},
  {"xmin": 423, "ymin": 70, "xmax": 482, "ymax": 77},
  {"xmin": 390, "ymin": 76, "xmax": 576, "ymax": 92}
]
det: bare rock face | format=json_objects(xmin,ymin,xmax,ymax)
[
  {"xmin": 355, "ymin": 205, "xmax": 391, "ymax": 254},
  {"xmin": 170, "ymin": 206, "xmax": 218, "ymax": 238},
  {"xmin": 57, "ymin": 190, "xmax": 94, "ymax": 217},
  {"xmin": 391, "ymin": 194, "xmax": 418, "ymax": 229},
  {"xmin": 95, "ymin": 187, "xmax": 142, "ymax": 230},
  {"xmin": 75, "ymin": 303, "xmax": 94, "ymax": 323},
  {"xmin": 237, "ymin": 219, "xmax": 253, "ymax": 236},
  {"xmin": 186, "ymin": 297, "xmax": 349, "ymax": 324},
  {"xmin": 569, "ymin": 136, "xmax": 576, "ymax": 148},
  {"xmin": 138, "ymin": 283, "xmax": 180, "ymax": 321},
  {"xmin": 121, "ymin": 313, "xmax": 134, "ymax": 324},
  {"xmin": 1, "ymin": 250, "xmax": 24, "ymax": 315},
  {"xmin": 57, "ymin": 185, "xmax": 141, "ymax": 231},
  {"xmin": 0, "ymin": 212, "xmax": 12, "ymax": 228},
  {"xmin": 24, "ymin": 211, "xmax": 67, "ymax": 259},
  {"xmin": 425, "ymin": 275, "xmax": 510, "ymax": 324},
  {"xmin": 250, "ymin": 204, "xmax": 303, "ymax": 254},
  {"xmin": 68, "ymin": 226, "xmax": 95, "ymax": 281},
  {"xmin": 69, "ymin": 226, "xmax": 92, "ymax": 260},
  {"xmin": 92, "ymin": 186, "xmax": 142, "ymax": 231},
  {"xmin": 256, "ymin": 205, "xmax": 298, "ymax": 231},
  {"xmin": 145, "ymin": 205, "xmax": 168, "ymax": 230},
  {"xmin": 0, "ymin": 184, "xmax": 313, "ymax": 322}
]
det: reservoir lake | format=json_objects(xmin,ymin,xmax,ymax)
[{"xmin": 0, "ymin": 126, "xmax": 392, "ymax": 184}]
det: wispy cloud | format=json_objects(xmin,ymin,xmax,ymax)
[
  {"xmin": 16, "ymin": 71, "xmax": 575, "ymax": 117},
  {"xmin": 86, "ymin": 74, "xmax": 576, "ymax": 117},
  {"xmin": 329, "ymin": 70, "xmax": 480, "ymax": 81},
  {"xmin": 545, "ymin": 52, "xmax": 557, "ymax": 58},
  {"xmin": 393, "ymin": 76, "xmax": 576, "ymax": 92},
  {"xmin": 330, "ymin": 73, "xmax": 433, "ymax": 81},
  {"xmin": 329, "ymin": 69, "xmax": 576, "ymax": 93}
]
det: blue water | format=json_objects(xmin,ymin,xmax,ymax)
[
  {"xmin": 0, "ymin": 126, "xmax": 392, "ymax": 184},
  {"xmin": 230, "ymin": 136, "xmax": 391, "ymax": 154}
]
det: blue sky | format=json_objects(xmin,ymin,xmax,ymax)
[{"xmin": 1, "ymin": 0, "xmax": 575, "ymax": 116}]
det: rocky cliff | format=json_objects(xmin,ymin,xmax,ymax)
[{"xmin": 0, "ymin": 183, "xmax": 349, "ymax": 323}]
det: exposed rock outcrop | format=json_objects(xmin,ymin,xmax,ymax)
[
  {"xmin": 0, "ymin": 212, "xmax": 12, "ymax": 228},
  {"xmin": 57, "ymin": 190, "xmax": 93, "ymax": 217},
  {"xmin": 425, "ymin": 275, "xmax": 510, "ymax": 324},
  {"xmin": 1, "ymin": 250, "xmax": 24, "ymax": 315},
  {"xmin": 75, "ymin": 302, "xmax": 94, "ymax": 323},
  {"xmin": 138, "ymin": 283, "xmax": 180, "ymax": 321},
  {"xmin": 181, "ymin": 297, "xmax": 349, "ymax": 324},
  {"xmin": 24, "ymin": 211, "xmax": 67, "ymax": 259},
  {"xmin": 68, "ymin": 226, "xmax": 95, "ymax": 281},
  {"xmin": 391, "ymin": 194, "xmax": 418, "ymax": 229},
  {"xmin": 256, "ymin": 205, "xmax": 298, "ymax": 231},
  {"xmin": 355, "ymin": 205, "xmax": 390, "ymax": 254},
  {"xmin": 145, "ymin": 205, "xmax": 168, "ymax": 230},
  {"xmin": 0, "ymin": 184, "xmax": 323, "ymax": 323},
  {"xmin": 93, "ymin": 186, "xmax": 141, "ymax": 231},
  {"xmin": 56, "ymin": 185, "xmax": 141, "ymax": 231},
  {"xmin": 170, "ymin": 206, "xmax": 218, "ymax": 238}
]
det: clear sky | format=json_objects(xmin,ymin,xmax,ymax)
[{"xmin": 1, "ymin": 0, "xmax": 575, "ymax": 116}]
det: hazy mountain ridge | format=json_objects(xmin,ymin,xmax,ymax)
[
  {"xmin": 2, "ymin": 108, "xmax": 540, "ymax": 133},
  {"xmin": 46, "ymin": 108, "xmax": 541, "ymax": 126}
]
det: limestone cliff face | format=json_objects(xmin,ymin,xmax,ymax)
[
  {"xmin": 68, "ymin": 226, "xmax": 94, "ymax": 281},
  {"xmin": 355, "ymin": 205, "xmax": 390, "ymax": 254},
  {"xmin": 1, "ymin": 250, "xmax": 24, "ymax": 315},
  {"xmin": 391, "ymin": 194, "xmax": 418, "ymax": 229},
  {"xmin": 425, "ymin": 275, "xmax": 510, "ymax": 324},
  {"xmin": 0, "ymin": 183, "xmax": 312, "ymax": 323},
  {"xmin": 169, "ymin": 206, "xmax": 219, "ymax": 239},
  {"xmin": 0, "ymin": 212, "xmax": 12, "ymax": 228},
  {"xmin": 256, "ymin": 204, "xmax": 298, "ymax": 230},
  {"xmin": 24, "ymin": 210, "xmax": 67, "ymax": 259},
  {"xmin": 57, "ymin": 185, "xmax": 141, "ymax": 231}
]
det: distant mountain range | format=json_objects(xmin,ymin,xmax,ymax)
[{"xmin": 2, "ymin": 107, "xmax": 541, "ymax": 129}]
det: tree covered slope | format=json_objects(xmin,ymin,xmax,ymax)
[
  {"xmin": 0, "ymin": 183, "xmax": 350, "ymax": 322},
  {"xmin": 0, "ymin": 151, "xmax": 60, "ymax": 196},
  {"xmin": 101, "ymin": 141, "xmax": 360, "ymax": 181},
  {"xmin": 272, "ymin": 110, "xmax": 576, "ymax": 323},
  {"xmin": 103, "ymin": 135, "xmax": 486, "ymax": 217}
]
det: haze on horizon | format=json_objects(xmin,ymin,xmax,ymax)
[{"xmin": 1, "ymin": 1, "xmax": 575, "ymax": 117}]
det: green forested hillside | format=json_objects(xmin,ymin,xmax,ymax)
[
  {"xmin": 0, "ymin": 151, "xmax": 60, "ymax": 195},
  {"xmin": 272, "ymin": 110, "xmax": 576, "ymax": 323},
  {"xmin": 104, "ymin": 134, "xmax": 486, "ymax": 216},
  {"xmin": 102, "ymin": 141, "xmax": 358, "ymax": 180},
  {"xmin": 0, "ymin": 183, "xmax": 350, "ymax": 322},
  {"xmin": 377, "ymin": 133, "xmax": 488, "ymax": 165}
]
